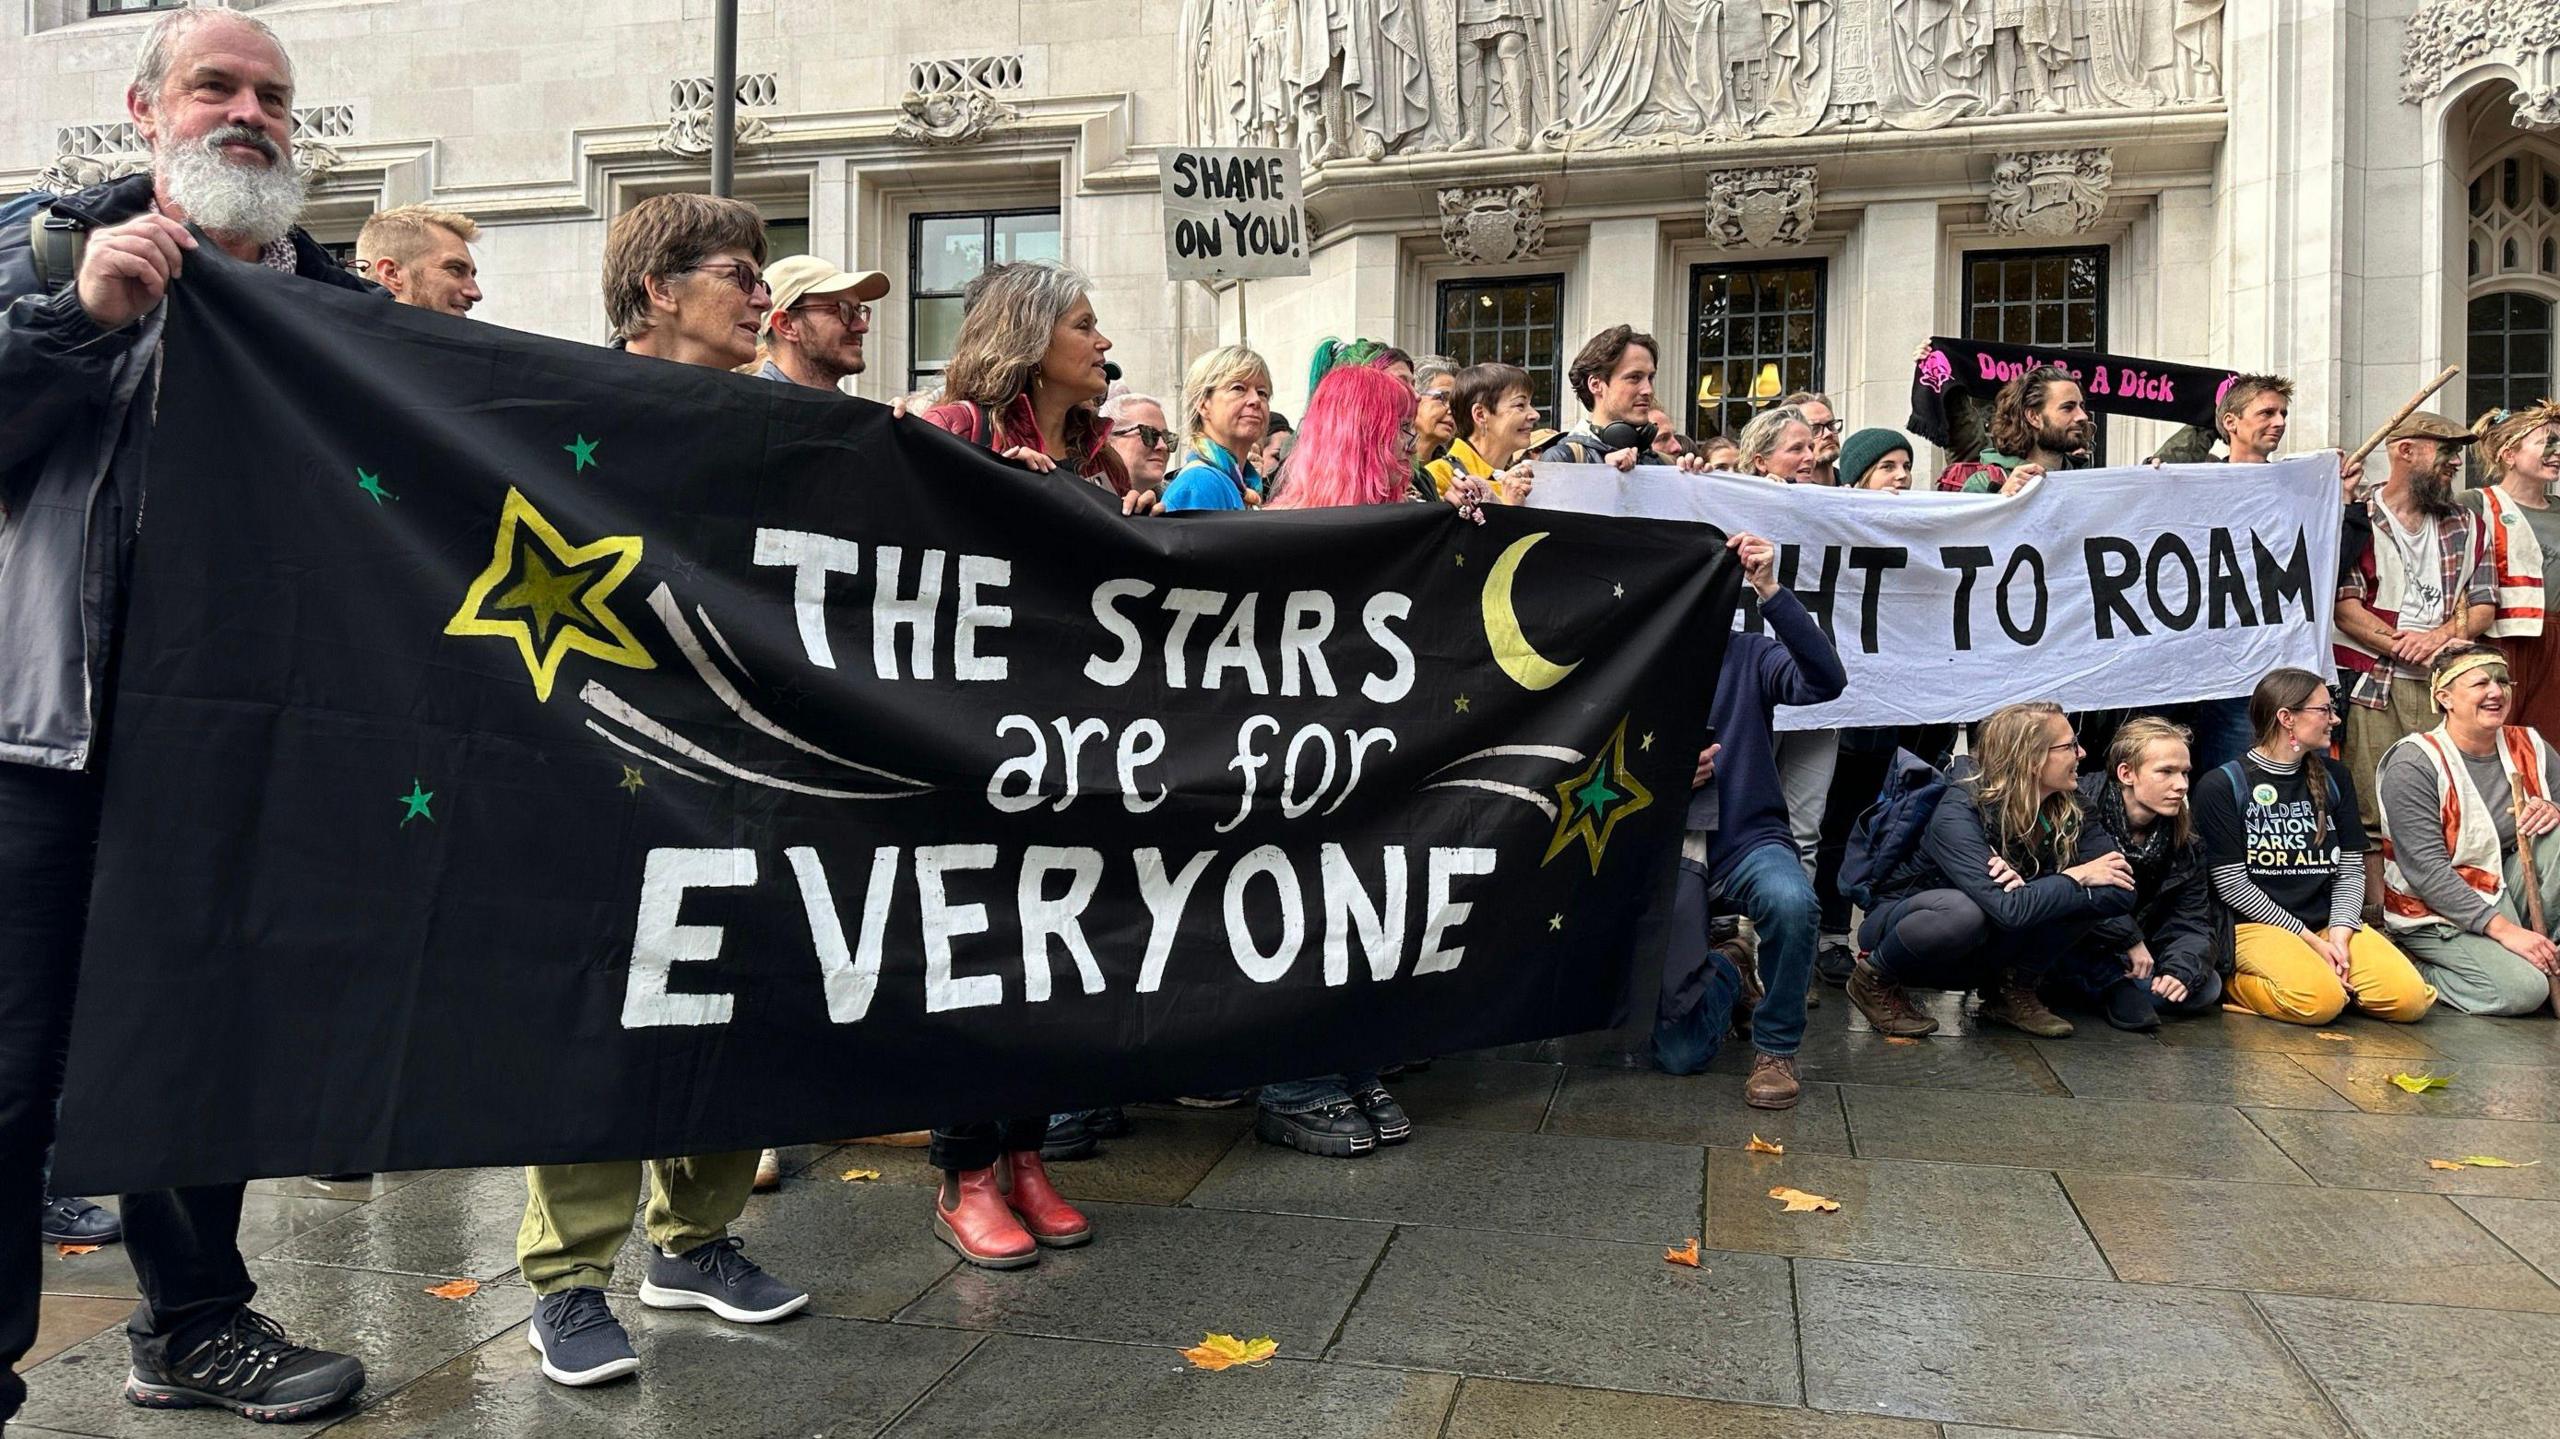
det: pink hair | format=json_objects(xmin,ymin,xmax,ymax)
[{"xmin": 1268, "ymin": 364, "xmax": 1415, "ymax": 510}]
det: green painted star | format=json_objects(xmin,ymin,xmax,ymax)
[
  {"xmin": 563, "ymin": 434, "xmax": 601, "ymax": 472},
  {"xmin": 397, "ymin": 779, "xmax": 435, "ymax": 826},
  {"xmin": 1453, "ymin": 693, "xmax": 1471, "ymax": 714},
  {"xmin": 355, "ymin": 467, "xmax": 395, "ymax": 505},
  {"xmin": 619, "ymin": 765, "xmax": 647, "ymax": 793},
  {"xmin": 1542, "ymin": 717, "xmax": 1654, "ymax": 874}
]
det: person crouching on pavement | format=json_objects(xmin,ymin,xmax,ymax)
[{"xmin": 2376, "ymin": 643, "xmax": 2560, "ymax": 1015}]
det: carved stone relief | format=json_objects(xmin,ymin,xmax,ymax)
[
  {"xmin": 2402, "ymin": 0, "xmax": 2560, "ymax": 131},
  {"xmin": 1704, "ymin": 164, "xmax": 1818, "ymax": 249},
  {"xmin": 1985, "ymin": 147, "xmax": 2113, "ymax": 236},
  {"xmin": 42, "ymin": 105, "xmax": 358, "ymax": 192},
  {"xmin": 1437, "ymin": 181, "xmax": 1543, "ymax": 263},
  {"xmin": 658, "ymin": 74, "xmax": 777, "ymax": 160},
  {"xmin": 893, "ymin": 54, "xmax": 1026, "ymax": 146},
  {"xmin": 1179, "ymin": 0, "xmax": 2221, "ymax": 163}
]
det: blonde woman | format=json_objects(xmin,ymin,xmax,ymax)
[
  {"xmin": 1736, "ymin": 404, "xmax": 1818, "ymax": 483},
  {"xmin": 1847, "ymin": 702, "xmax": 2139, "ymax": 1039},
  {"xmin": 2462, "ymin": 401, "xmax": 2560, "ymax": 737},
  {"xmin": 2058, "ymin": 717, "xmax": 2226, "ymax": 1029},
  {"xmin": 1160, "ymin": 344, "xmax": 1274, "ymax": 511}
]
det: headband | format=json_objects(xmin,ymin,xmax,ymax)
[{"xmin": 2431, "ymin": 649, "xmax": 2510, "ymax": 708}]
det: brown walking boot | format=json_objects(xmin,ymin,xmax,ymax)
[
  {"xmin": 1978, "ymin": 975, "xmax": 2075, "ymax": 1038},
  {"xmin": 1743, "ymin": 1052, "xmax": 1800, "ymax": 1110},
  {"xmin": 1846, "ymin": 959, "xmax": 1939, "ymax": 1037}
]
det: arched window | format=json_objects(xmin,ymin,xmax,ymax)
[{"xmin": 2467, "ymin": 142, "xmax": 2558, "ymax": 411}]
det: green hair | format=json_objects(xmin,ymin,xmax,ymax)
[{"xmin": 1307, "ymin": 335, "xmax": 1388, "ymax": 397}]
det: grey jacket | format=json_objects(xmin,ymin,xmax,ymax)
[{"xmin": 0, "ymin": 173, "xmax": 376, "ymax": 769}]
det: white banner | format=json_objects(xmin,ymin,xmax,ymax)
[
  {"xmin": 1158, "ymin": 147, "xmax": 1309, "ymax": 281},
  {"xmin": 1529, "ymin": 457, "xmax": 2343, "ymax": 730}
]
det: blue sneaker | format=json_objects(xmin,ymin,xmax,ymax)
[
  {"xmin": 528, "ymin": 1288, "xmax": 639, "ymax": 1387},
  {"xmin": 638, "ymin": 1236, "xmax": 808, "ymax": 1324}
]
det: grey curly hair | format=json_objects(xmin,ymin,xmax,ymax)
[{"xmin": 133, "ymin": 6, "xmax": 293, "ymax": 110}]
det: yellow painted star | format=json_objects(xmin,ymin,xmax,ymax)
[
  {"xmin": 619, "ymin": 765, "xmax": 647, "ymax": 792},
  {"xmin": 445, "ymin": 487, "xmax": 654, "ymax": 701},
  {"xmin": 1640, "ymin": 731, "xmax": 1656, "ymax": 751},
  {"xmin": 1548, "ymin": 913, "xmax": 1563, "ymax": 931},
  {"xmin": 1542, "ymin": 716, "xmax": 1654, "ymax": 874},
  {"xmin": 1454, "ymin": 693, "xmax": 1471, "ymax": 714}
]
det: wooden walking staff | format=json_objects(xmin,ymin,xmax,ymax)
[
  {"xmin": 2520, "ymin": 782, "xmax": 2560, "ymax": 1006},
  {"xmin": 2347, "ymin": 365, "xmax": 2462, "ymax": 467}
]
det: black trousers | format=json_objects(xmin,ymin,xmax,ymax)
[
  {"xmin": 928, "ymin": 1118, "xmax": 1050, "ymax": 1173},
  {"xmin": 0, "ymin": 764, "xmax": 255, "ymax": 1422},
  {"xmin": 1858, "ymin": 887, "xmax": 2110, "ymax": 991}
]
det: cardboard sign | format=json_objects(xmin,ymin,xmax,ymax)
[{"xmin": 1159, "ymin": 147, "xmax": 1309, "ymax": 282}]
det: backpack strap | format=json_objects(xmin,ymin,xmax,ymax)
[{"xmin": 25, "ymin": 202, "xmax": 85, "ymax": 293}]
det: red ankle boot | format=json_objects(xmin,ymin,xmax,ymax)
[
  {"xmin": 998, "ymin": 1150, "xmax": 1092, "ymax": 1247},
  {"xmin": 934, "ymin": 1167, "xmax": 1039, "ymax": 1268}
]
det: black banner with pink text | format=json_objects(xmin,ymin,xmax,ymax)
[{"xmin": 1907, "ymin": 336, "xmax": 2241, "ymax": 450}]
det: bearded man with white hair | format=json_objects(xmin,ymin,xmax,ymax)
[{"xmin": 0, "ymin": 6, "xmax": 372, "ymax": 1427}]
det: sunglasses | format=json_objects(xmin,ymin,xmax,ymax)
[{"xmin": 1113, "ymin": 423, "xmax": 1171, "ymax": 449}]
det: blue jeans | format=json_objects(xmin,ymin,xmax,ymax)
[
  {"xmin": 1258, "ymin": 1072, "xmax": 1380, "ymax": 1115},
  {"xmin": 2164, "ymin": 697, "xmax": 2254, "ymax": 776},
  {"xmin": 1719, "ymin": 841, "xmax": 1819, "ymax": 1057}
]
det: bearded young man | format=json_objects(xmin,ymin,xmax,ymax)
[
  {"xmin": 1935, "ymin": 365, "xmax": 2092, "ymax": 492},
  {"xmin": 0, "ymin": 8, "xmax": 373, "ymax": 1425}
]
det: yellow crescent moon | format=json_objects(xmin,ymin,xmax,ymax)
[{"xmin": 1483, "ymin": 532, "xmax": 1581, "ymax": 692}]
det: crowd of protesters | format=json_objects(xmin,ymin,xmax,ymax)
[{"xmin": 5, "ymin": 4, "xmax": 2560, "ymax": 1426}]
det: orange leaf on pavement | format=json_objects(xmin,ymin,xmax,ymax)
[
  {"xmin": 1744, "ymin": 1135, "xmax": 1784, "ymax": 1156},
  {"xmin": 1181, "ymin": 1333, "xmax": 1278, "ymax": 1372},
  {"xmin": 2313, "ymin": 1031, "xmax": 2351, "ymax": 1042},
  {"xmin": 839, "ymin": 1167, "xmax": 881, "ymax": 1182},
  {"xmin": 2426, "ymin": 1159, "xmax": 2469, "ymax": 1171},
  {"xmin": 54, "ymin": 1244, "xmax": 101, "ymax": 1258},
  {"xmin": 1664, "ymin": 1237, "xmax": 1701, "ymax": 1267},
  {"xmin": 1769, "ymin": 1186, "xmax": 1840, "ymax": 1214},
  {"xmin": 424, "ymin": 1279, "xmax": 480, "ymax": 1300}
]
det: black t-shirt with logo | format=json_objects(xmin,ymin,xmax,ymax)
[{"xmin": 2194, "ymin": 751, "xmax": 2366, "ymax": 929}]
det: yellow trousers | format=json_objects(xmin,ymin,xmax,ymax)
[{"xmin": 2228, "ymin": 923, "xmax": 2437, "ymax": 1025}]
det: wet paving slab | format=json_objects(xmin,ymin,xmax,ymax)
[
  {"xmin": 1705, "ymin": 1150, "xmax": 2109, "ymax": 1280},
  {"xmin": 2257, "ymin": 1293, "xmax": 2560, "ymax": 1439},
  {"xmin": 2151, "ymin": 1009, "xmax": 2444, "ymax": 1059},
  {"xmin": 1840, "ymin": 1086, "xmax": 2313, "ymax": 1183},
  {"xmin": 40, "ymin": 1194, "xmax": 361, "ymax": 1304},
  {"xmin": 1440, "ymin": 1377, "xmax": 1938, "ymax": 1438},
  {"xmin": 2285, "ymin": 1051, "xmax": 2560, "ymax": 1121},
  {"xmin": 2239, "ymin": 1106, "xmax": 2560, "ymax": 1197},
  {"xmin": 2030, "ymin": 1040, "xmax": 2359, "ymax": 1110},
  {"xmin": 1540, "ymin": 1065, "xmax": 1856, "ymax": 1153},
  {"xmin": 1376, "ymin": 1058, "xmax": 1564, "ymax": 1134},
  {"xmin": 2062, "ymin": 1171, "xmax": 2560, "ymax": 1311}
]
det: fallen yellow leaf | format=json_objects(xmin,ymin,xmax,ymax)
[
  {"xmin": 838, "ymin": 1167, "xmax": 881, "ymax": 1182},
  {"xmin": 1664, "ymin": 1237, "xmax": 1701, "ymax": 1267},
  {"xmin": 424, "ymin": 1279, "xmax": 480, "ymax": 1300},
  {"xmin": 2456, "ymin": 1156, "xmax": 2541, "ymax": 1169},
  {"xmin": 2313, "ymin": 1031, "xmax": 2351, "ymax": 1042},
  {"xmin": 54, "ymin": 1244, "xmax": 100, "ymax": 1258},
  {"xmin": 1883, "ymin": 1036, "xmax": 1920, "ymax": 1046},
  {"xmin": 1744, "ymin": 1135, "xmax": 1784, "ymax": 1156},
  {"xmin": 2390, "ymin": 1072, "xmax": 2452, "ymax": 1094},
  {"xmin": 1181, "ymin": 1332, "xmax": 1278, "ymax": 1372},
  {"xmin": 1769, "ymin": 1186, "xmax": 1840, "ymax": 1214},
  {"xmin": 2426, "ymin": 1159, "xmax": 2468, "ymax": 1171}
]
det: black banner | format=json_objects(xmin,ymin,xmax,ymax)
[
  {"xmin": 50, "ymin": 254, "xmax": 1735, "ymax": 1193},
  {"xmin": 1907, "ymin": 335, "xmax": 2242, "ymax": 450}
]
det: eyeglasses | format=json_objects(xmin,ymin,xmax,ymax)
[
  {"xmin": 794, "ymin": 298, "xmax": 872, "ymax": 326},
  {"xmin": 2046, "ymin": 737, "xmax": 2084, "ymax": 754},
  {"xmin": 686, "ymin": 260, "xmax": 766, "ymax": 297},
  {"xmin": 2291, "ymin": 704, "xmax": 2338, "ymax": 717},
  {"xmin": 1113, "ymin": 423, "xmax": 1171, "ymax": 449},
  {"xmin": 1419, "ymin": 388, "xmax": 1454, "ymax": 404},
  {"xmin": 1812, "ymin": 418, "xmax": 1844, "ymax": 435}
]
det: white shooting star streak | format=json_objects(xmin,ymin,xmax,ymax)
[
  {"xmin": 581, "ymin": 682, "xmax": 933, "ymax": 801},
  {"xmin": 1420, "ymin": 778, "xmax": 1559, "ymax": 820},
  {"xmin": 646, "ymin": 584, "xmax": 929, "ymax": 788},
  {"xmin": 583, "ymin": 720, "xmax": 712, "ymax": 784},
  {"xmin": 1422, "ymin": 744, "xmax": 1587, "ymax": 780}
]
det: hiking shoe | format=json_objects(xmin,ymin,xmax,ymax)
[
  {"xmin": 639, "ymin": 1236, "xmax": 808, "ymax": 1324},
  {"xmin": 41, "ymin": 1195, "xmax": 121, "ymax": 1245},
  {"xmin": 1255, "ymin": 1101, "xmax": 1376, "ymax": 1158},
  {"xmin": 1814, "ymin": 938, "xmax": 1857, "ymax": 987},
  {"xmin": 124, "ymin": 1308, "xmax": 364, "ymax": 1420},
  {"xmin": 1847, "ymin": 960, "xmax": 1939, "ymax": 1037},
  {"xmin": 1350, "ymin": 1085, "xmax": 1413, "ymax": 1144},
  {"xmin": 527, "ymin": 1288, "xmax": 639, "ymax": 1388},
  {"xmin": 1085, "ymin": 1105, "xmax": 1132, "ymax": 1138},
  {"xmin": 1744, "ymin": 1052, "xmax": 1801, "ymax": 1110},
  {"xmin": 1041, "ymin": 1111, "xmax": 1100, "ymax": 1162},
  {"xmin": 1980, "ymin": 977, "xmax": 2075, "ymax": 1038}
]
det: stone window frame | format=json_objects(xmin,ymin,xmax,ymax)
[
  {"xmin": 1959, "ymin": 241, "xmax": 2111, "ymax": 454},
  {"xmin": 1433, "ymin": 274, "xmax": 1567, "ymax": 423},
  {"xmin": 903, "ymin": 205, "xmax": 1064, "ymax": 395},
  {"xmin": 1684, "ymin": 256, "xmax": 1829, "ymax": 445}
]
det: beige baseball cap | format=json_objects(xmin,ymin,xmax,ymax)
[
  {"xmin": 2384, "ymin": 410, "xmax": 2476, "ymax": 445},
  {"xmin": 762, "ymin": 255, "xmax": 890, "ymax": 330}
]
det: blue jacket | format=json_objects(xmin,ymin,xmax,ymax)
[
  {"xmin": 1159, "ymin": 440, "xmax": 1252, "ymax": 512},
  {"xmin": 1690, "ymin": 587, "xmax": 1848, "ymax": 884}
]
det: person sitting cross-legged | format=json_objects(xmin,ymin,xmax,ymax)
[
  {"xmin": 2193, "ymin": 667, "xmax": 2437, "ymax": 1026},
  {"xmin": 2375, "ymin": 643, "xmax": 2560, "ymax": 1015},
  {"xmin": 2045, "ymin": 716, "xmax": 2228, "ymax": 1030},
  {"xmin": 1848, "ymin": 703, "xmax": 2138, "ymax": 1040}
]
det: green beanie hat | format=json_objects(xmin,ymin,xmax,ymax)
[{"xmin": 1837, "ymin": 426, "xmax": 1914, "ymax": 489}]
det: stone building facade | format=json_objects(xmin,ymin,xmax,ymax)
[{"xmin": 4, "ymin": 0, "xmax": 2556, "ymax": 463}]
